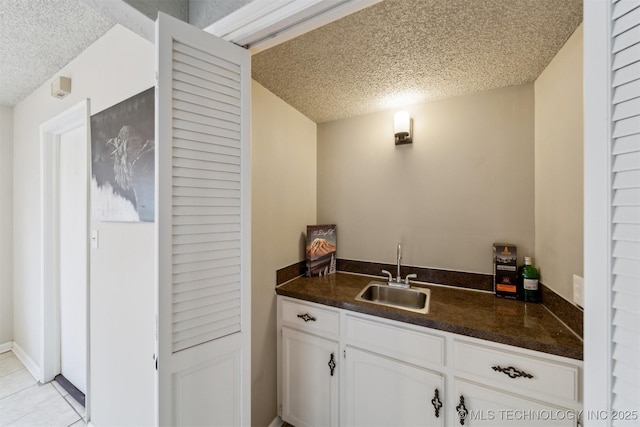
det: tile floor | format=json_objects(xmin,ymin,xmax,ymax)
[{"xmin": 0, "ymin": 350, "xmax": 85, "ymax": 427}]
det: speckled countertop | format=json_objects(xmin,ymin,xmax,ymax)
[{"xmin": 276, "ymin": 272, "xmax": 583, "ymax": 360}]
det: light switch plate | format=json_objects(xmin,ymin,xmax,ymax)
[
  {"xmin": 91, "ymin": 230, "xmax": 99, "ymax": 249},
  {"xmin": 573, "ymin": 274, "xmax": 584, "ymax": 308}
]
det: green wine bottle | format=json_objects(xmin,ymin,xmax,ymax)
[{"xmin": 521, "ymin": 256, "xmax": 540, "ymax": 303}]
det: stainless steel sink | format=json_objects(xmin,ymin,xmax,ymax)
[{"xmin": 355, "ymin": 281, "xmax": 430, "ymax": 314}]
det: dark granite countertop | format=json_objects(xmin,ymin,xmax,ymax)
[{"xmin": 276, "ymin": 272, "xmax": 583, "ymax": 361}]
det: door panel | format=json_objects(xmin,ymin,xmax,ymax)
[
  {"xmin": 156, "ymin": 12, "xmax": 251, "ymax": 426},
  {"xmin": 345, "ymin": 346, "xmax": 444, "ymax": 427},
  {"xmin": 59, "ymin": 125, "xmax": 88, "ymax": 394},
  {"xmin": 281, "ymin": 327, "xmax": 339, "ymax": 427}
]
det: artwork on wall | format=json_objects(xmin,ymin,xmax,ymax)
[{"xmin": 91, "ymin": 87, "xmax": 155, "ymax": 222}]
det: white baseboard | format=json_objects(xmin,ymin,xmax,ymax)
[
  {"xmin": 268, "ymin": 415, "xmax": 283, "ymax": 427},
  {"xmin": 0, "ymin": 341, "xmax": 13, "ymax": 354},
  {"xmin": 12, "ymin": 342, "xmax": 40, "ymax": 382}
]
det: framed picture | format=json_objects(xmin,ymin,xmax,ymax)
[
  {"xmin": 91, "ymin": 87, "xmax": 155, "ymax": 222},
  {"xmin": 306, "ymin": 224, "xmax": 337, "ymax": 277}
]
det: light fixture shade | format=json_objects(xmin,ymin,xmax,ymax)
[{"xmin": 394, "ymin": 111, "xmax": 412, "ymax": 145}]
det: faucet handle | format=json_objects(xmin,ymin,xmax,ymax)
[
  {"xmin": 382, "ymin": 270, "xmax": 393, "ymax": 282},
  {"xmin": 405, "ymin": 273, "xmax": 417, "ymax": 285}
]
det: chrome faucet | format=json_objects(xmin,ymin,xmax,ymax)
[{"xmin": 382, "ymin": 243, "xmax": 417, "ymax": 288}]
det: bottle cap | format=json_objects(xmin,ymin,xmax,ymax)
[{"xmin": 524, "ymin": 256, "xmax": 532, "ymax": 265}]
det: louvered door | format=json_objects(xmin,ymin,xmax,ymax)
[
  {"xmin": 155, "ymin": 12, "xmax": 250, "ymax": 426},
  {"xmin": 611, "ymin": 0, "xmax": 640, "ymax": 423}
]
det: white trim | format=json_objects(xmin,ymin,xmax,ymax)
[
  {"xmin": 583, "ymin": 0, "xmax": 613, "ymax": 424},
  {"xmin": 268, "ymin": 415, "xmax": 284, "ymax": 427},
  {"xmin": 204, "ymin": 0, "xmax": 382, "ymax": 54},
  {"xmin": 12, "ymin": 342, "xmax": 41, "ymax": 382},
  {"xmin": 0, "ymin": 341, "xmax": 13, "ymax": 354},
  {"xmin": 39, "ymin": 99, "xmax": 91, "ymax": 399}
]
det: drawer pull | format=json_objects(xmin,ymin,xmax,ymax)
[
  {"xmin": 297, "ymin": 313, "xmax": 316, "ymax": 322},
  {"xmin": 431, "ymin": 388, "xmax": 442, "ymax": 418},
  {"xmin": 328, "ymin": 352, "xmax": 336, "ymax": 376},
  {"xmin": 456, "ymin": 395, "xmax": 468, "ymax": 425},
  {"xmin": 492, "ymin": 365, "xmax": 534, "ymax": 379}
]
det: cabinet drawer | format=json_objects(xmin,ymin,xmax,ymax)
[
  {"xmin": 345, "ymin": 314, "xmax": 444, "ymax": 368},
  {"xmin": 454, "ymin": 340, "xmax": 579, "ymax": 403},
  {"xmin": 281, "ymin": 298, "xmax": 339, "ymax": 336}
]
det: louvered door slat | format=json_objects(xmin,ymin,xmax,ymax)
[
  {"xmin": 611, "ymin": 4, "xmax": 640, "ymax": 420},
  {"xmin": 174, "ymin": 42, "xmax": 240, "ymax": 79},
  {"xmin": 613, "ymin": 0, "xmax": 640, "ymax": 19},
  {"xmin": 173, "ymin": 282, "xmax": 238, "ymax": 303},
  {"xmin": 174, "ymin": 99, "xmax": 240, "ymax": 125},
  {"xmin": 613, "ymin": 6, "xmax": 640, "ymax": 35},
  {"xmin": 613, "ymin": 79, "xmax": 640, "ymax": 103},
  {"xmin": 613, "ymin": 97, "xmax": 640, "ymax": 120},
  {"xmin": 166, "ymin": 37, "xmax": 244, "ymax": 353},
  {"xmin": 173, "ymin": 91, "xmax": 241, "ymax": 117},
  {"xmin": 173, "ymin": 273, "xmax": 238, "ymax": 294}
]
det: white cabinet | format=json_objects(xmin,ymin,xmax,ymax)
[
  {"xmin": 276, "ymin": 296, "xmax": 583, "ymax": 427},
  {"xmin": 453, "ymin": 379, "xmax": 577, "ymax": 426},
  {"xmin": 281, "ymin": 327, "xmax": 339, "ymax": 427},
  {"xmin": 344, "ymin": 346, "xmax": 444, "ymax": 426},
  {"xmin": 278, "ymin": 299, "xmax": 340, "ymax": 427}
]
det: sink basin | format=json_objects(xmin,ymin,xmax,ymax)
[{"xmin": 355, "ymin": 281, "xmax": 430, "ymax": 314}]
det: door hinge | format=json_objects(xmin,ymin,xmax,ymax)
[
  {"xmin": 278, "ymin": 404, "xmax": 282, "ymax": 416},
  {"xmin": 154, "ymin": 354, "xmax": 158, "ymax": 371},
  {"xmin": 343, "ymin": 349, "xmax": 346, "ymax": 359}
]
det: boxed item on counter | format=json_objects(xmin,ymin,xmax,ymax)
[
  {"xmin": 493, "ymin": 243, "xmax": 518, "ymax": 299},
  {"xmin": 306, "ymin": 225, "xmax": 337, "ymax": 277}
]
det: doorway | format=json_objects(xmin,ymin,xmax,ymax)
[{"xmin": 40, "ymin": 99, "xmax": 90, "ymax": 411}]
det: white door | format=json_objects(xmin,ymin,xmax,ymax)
[
  {"xmin": 281, "ymin": 327, "xmax": 339, "ymax": 427},
  {"xmin": 453, "ymin": 379, "xmax": 577, "ymax": 426},
  {"xmin": 344, "ymin": 346, "xmax": 444, "ymax": 427},
  {"xmin": 59, "ymin": 125, "xmax": 88, "ymax": 394},
  {"xmin": 155, "ymin": 12, "xmax": 251, "ymax": 426}
]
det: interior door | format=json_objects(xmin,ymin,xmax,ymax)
[
  {"xmin": 59, "ymin": 125, "xmax": 88, "ymax": 394},
  {"xmin": 155, "ymin": 12, "xmax": 251, "ymax": 426}
]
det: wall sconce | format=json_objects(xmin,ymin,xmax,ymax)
[{"xmin": 394, "ymin": 111, "xmax": 412, "ymax": 145}]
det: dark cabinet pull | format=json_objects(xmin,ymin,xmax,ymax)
[
  {"xmin": 328, "ymin": 352, "xmax": 336, "ymax": 376},
  {"xmin": 297, "ymin": 313, "xmax": 316, "ymax": 322},
  {"xmin": 456, "ymin": 395, "xmax": 468, "ymax": 425},
  {"xmin": 431, "ymin": 388, "xmax": 442, "ymax": 418},
  {"xmin": 492, "ymin": 365, "xmax": 533, "ymax": 379}
]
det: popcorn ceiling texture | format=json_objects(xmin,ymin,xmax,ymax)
[
  {"xmin": 0, "ymin": 0, "xmax": 115, "ymax": 106},
  {"xmin": 252, "ymin": 0, "xmax": 583, "ymax": 123}
]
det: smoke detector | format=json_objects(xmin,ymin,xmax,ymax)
[{"xmin": 51, "ymin": 76, "xmax": 71, "ymax": 99}]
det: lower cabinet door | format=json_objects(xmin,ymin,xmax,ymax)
[
  {"xmin": 452, "ymin": 379, "xmax": 578, "ymax": 427},
  {"xmin": 281, "ymin": 327, "xmax": 339, "ymax": 427},
  {"xmin": 344, "ymin": 346, "xmax": 445, "ymax": 427}
]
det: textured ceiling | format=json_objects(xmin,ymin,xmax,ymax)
[
  {"xmin": 252, "ymin": 0, "xmax": 583, "ymax": 123},
  {"xmin": 0, "ymin": 0, "xmax": 115, "ymax": 106}
]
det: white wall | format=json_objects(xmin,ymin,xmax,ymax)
[
  {"xmin": 0, "ymin": 106, "xmax": 13, "ymax": 348},
  {"xmin": 534, "ymin": 24, "xmax": 584, "ymax": 302},
  {"xmin": 12, "ymin": 24, "xmax": 155, "ymax": 425},
  {"xmin": 251, "ymin": 80, "xmax": 317, "ymax": 426},
  {"xmin": 317, "ymin": 84, "xmax": 535, "ymax": 274}
]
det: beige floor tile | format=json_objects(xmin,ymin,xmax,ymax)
[
  {"xmin": 0, "ymin": 383, "xmax": 61, "ymax": 425},
  {"xmin": 64, "ymin": 394, "xmax": 85, "ymax": 419},
  {"xmin": 68, "ymin": 420, "xmax": 86, "ymax": 427},
  {"xmin": 0, "ymin": 351, "xmax": 13, "ymax": 362},
  {"xmin": 0, "ymin": 369, "xmax": 37, "ymax": 400},
  {"xmin": 4, "ymin": 393, "xmax": 80, "ymax": 427},
  {"xmin": 0, "ymin": 356, "xmax": 24, "ymax": 379}
]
